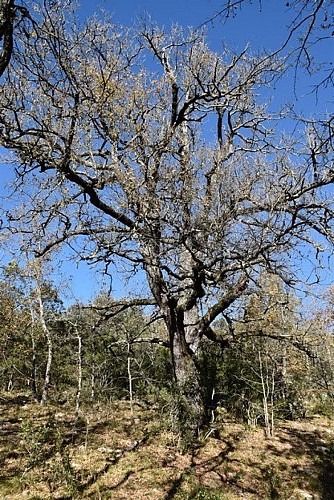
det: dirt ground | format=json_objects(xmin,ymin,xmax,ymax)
[{"xmin": 1, "ymin": 393, "xmax": 334, "ymax": 499}]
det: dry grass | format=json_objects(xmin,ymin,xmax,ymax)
[{"xmin": 1, "ymin": 393, "xmax": 334, "ymax": 499}]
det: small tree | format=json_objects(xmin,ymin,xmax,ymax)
[
  {"xmin": 0, "ymin": 278, "xmax": 31, "ymax": 391},
  {"xmin": 73, "ymin": 294, "xmax": 171, "ymax": 404},
  {"xmin": 215, "ymin": 275, "xmax": 308, "ymax": 427},
  {"xmin": 0, "ymin": 259, "xmax": 65, "ymax": 399}
]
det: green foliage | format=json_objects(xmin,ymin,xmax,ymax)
[
  {"xmin": 326, "ymin": 442, "xmax": 334, "ymax": 461},
  {"xmin": 2, "ymin": 268, "xmax": 334, "ymax": 441},
  {"xmin": 65, "ymin": 299, "xmax": 172, "ymax": 405},
  {"xmin": 51, "ymin": 433, "xmax": 80, "ymax": 498},
  {"xmin": 19, "ymin": 416, "xmax": 82, "ymax": 496},
  {"xmin": 198, "ymin": 341, "xmax": 225, "ymax": 417},
  {"xmin": 263, "ymin": 465, "xmax": 281, "ymax": 499},
  {"xmin": 191, "ymin": 487, "xmax": 223, "ymax": 499},
  {"xmin": 150, "ymin": 384, "xmax": 201, "ymax": 450},
  {"xmin": 0, "ymin": 262, "xmax": 66, "ymax": 399},
  {"xmin": 311, "ymin": 396, "xmax": 334, "ymax": 418},
  {"xmin": 19, "ymin": 417, "xmax": 56, "ymax": 472},
  {"xmin": 177, "ymin": 486, "xmax": 223, "ymax": 499}
]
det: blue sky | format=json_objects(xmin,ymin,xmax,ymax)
[
  {"xmin": 77, "ymin": 0, "xmax": 331, "ymax": 59},
  {"xmin": 79, "ymin": 0, "xmax": 293, "ymax": 52},
  {"xmin": 0, "ymin": 0, "xmax": 332, "ymax": 303}
]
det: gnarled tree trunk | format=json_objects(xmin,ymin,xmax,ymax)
[{"xmin": 165, "ymin": 305, "xmax": 205, "ymax": 437}]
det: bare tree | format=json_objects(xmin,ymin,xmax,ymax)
[{"xmin": 0, "ymin": 1, "xmax": 333, "ymax": 433}]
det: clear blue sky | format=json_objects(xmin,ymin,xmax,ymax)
[
  {"xmin": 0, "ymin": 0, "xmax": 332, "ymax": 303},
  {"xmin": 79, "ymin": 0, "xmax": 294, "ymax": 52}
]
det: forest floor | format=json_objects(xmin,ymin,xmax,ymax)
[{"xmin": 1, "ymin": 393, "xmax": 334, "ymax": 499}]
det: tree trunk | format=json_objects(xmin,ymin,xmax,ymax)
[
  {"xmin": 0, "ymin": 0, "xmax": 14, "ymax": 77},
  {"xmin": 6, "ymin": 366, "xmax": 13, "ymax": 391},
  {"xmin": 167, "ymin": 306, "xmax": 205, "ymax": 438},
  {"xmin": 75, "ymin": 325, "xmax": 82, "ymax": 418},
  {"xmin": 127, "ymin": 343, "xmax": 134, "ymax": 424},
  {"xmin": 144, "ymin": 250, "xmax": 205, "ymax": 438},
  {"xmin": 90, "ymin": 370, "xmax": 95, "ymax": 402},
  {"xmin": 29, "ymin": 304, "xmax": 38, "ymax": 400},
  {"xmin": 37, "ymin": 287, "xmax": 53, "ymax": 406},
  {"xmin": 40, "ymin": 327, "xmax": 52, "ymax": 406},
  {"xmin": 30, "ymin": 330, "xmax": 38, "ymax": 400}
]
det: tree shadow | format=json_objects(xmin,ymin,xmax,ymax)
[
  {"xmin": 266, "ymin": 423, "xmax": 334, "ymax": 500},
  {"xmin": 75, "ymin": 435, "xmax": 150, "ymax": 495},
  {"xmin": 0, "ymin": 394, "xmax": 151, "ymax": 498},
  {"xmin": 164, "ymin": 422, "xmax": 334, "ymax": 499},
  {"xmin": 0, "ymin": 394, "xmax": 32, "ymax": 406},
  {"xmin": 2, "ymin": 394, "xmax": 334, "ymax": 499},
  {"xmin": 0, "ymin": 399, "xmax": 113, "ymax": 486},
  {"xmin": 164, "ymin": 430, "xmax": 258, "ymax": 499},
  {"xmin": 87, "ymin": 469, "xmax": 136, "ymax": 497}
]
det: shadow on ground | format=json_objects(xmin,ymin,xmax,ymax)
[
  {"xmin": 1, "ymin": 393, "xmax": 334, "ymax": 499},
  {"xmin": 267, "ymin": 422, "xmax": 334, "ymax": 500},
  {"xmin": 163, "ymin": 421, "xmax": 334, "ymax": 499}
]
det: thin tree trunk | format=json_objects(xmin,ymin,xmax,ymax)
[
  {"xmin": 127, "ymin": 343, "xmax": 134, "ymax": 424},
  {"xmin": 259, "ymin": 350, "xmax": 274, "ymax": 438},
  {"xmin": 270, "ymin": 367, "xmax": 275, "ymax": 437},
  {"xmin": 30, "ymin": 330, "xmax": 38, "ymax": 399},
  {"xmin": 259, "ymin": 350, "xmax": 270, "ymax": 438},
  {"xmin": 90, "ymin": 370, "xmax": 95, "ymax": 402},
  {"xmin": 281, "ymin": 343, "xmax": 287, "ymax": 400},
  {"xmin": 29, "ymin": 305, "xmax": 38, "ymax": 400},
  {"xmin": 74, "ymin": 325, "xmax": 82, "ymax": 418},
  {"xmin": 38, "ymin": 287, "xmax": 53, "ymax": 406},
  {"xmin": 7, "ymin": 366, "xmax": 13, "ymax": 391}
]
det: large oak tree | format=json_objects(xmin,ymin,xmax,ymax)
[{"xmin": 0, "ymin": 1, "xmax": 333, "ymax": 433}]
